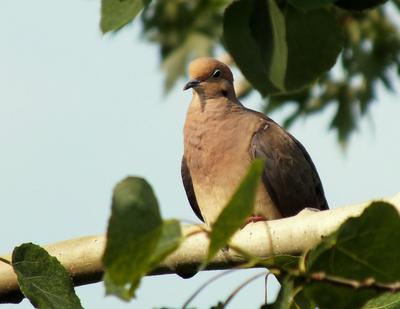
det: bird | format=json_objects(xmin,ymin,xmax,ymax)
[{"xmin": 181, "ymin": 57, "xmax": 328, "ymax": 226}]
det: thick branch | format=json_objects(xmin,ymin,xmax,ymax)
[{"xmin": 1, "ymin": 193, "xmax": 399, "ymax": 303}]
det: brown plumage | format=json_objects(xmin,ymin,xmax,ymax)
[{"xmin": 181, "ymin": 57, "xmax": 328, "ymax": 225}]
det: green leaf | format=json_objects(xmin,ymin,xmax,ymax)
[
  {"xmin": 101, "ymin": 0, "xmax": 150, "ymax": 33},
  {"xmin": 268, "ymin": 0, "xmax": 288, "ymax": 90},
  {"xmin": 291, "ymin": 289, "xmax": 315, "ymax": 309},
  {"xmin": 289, "ymin": 0, "xmax": 335, "ymax": 11},
  {"xmin": 103, "ymin": 177, "xmax": 182, "ymax": 300},
  {"xmin": 224, "ymin": 0, "xmax": 279, "ymax": 96},
  {"xmin": 307, "ymin": 202, "xmax": 400, "ymax": 282},
  {"xmin": 362, "ymin": 292, "xmax": 400, "ymax": 309},
  {"xmin": 260, "ymin": 4, "xmax": 400, "ymax": 145},
  {"xmin": 329, "ymin": 88, "xmax": 357, "ymax": 144},
  {"xmin": 283, "ymin": 6, "xmax": 343, "ymax": 91},
  {"xmin": 262, "ymin": 276, "xmax": 315, "ymax": 309},
  {"xmin": 12, "ymin": 243, "xmax": 83, "ymax": 309},
  {"xmin": 148, "ymin": 219, "xmax": 182, "ymax": 269},
  {"xmin": 104, "ymin": 215, "xmax": 182, "ymax": 298},
  {"xmin": 304, "ymin": 202, "xmax": 400, "ymax": 308},
  {"xmin": 223, "ymin": 0, "xmax": 343, "ymax": 95},
  {"xmin": 204, "ymin": 159, "xmax": 264, "ymax": 264},
  {"xmin": 305, "ymin": 282, "xmax": 377, "ymax": 309}
]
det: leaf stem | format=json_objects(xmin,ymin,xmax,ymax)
[
  {"xmin": 223, "ymin": 272, "xmax": 266, "ymax": 307},
  {"xmin": 307, "ymin": 272, "xmax": 400, "ymax": 292},
  {"xmin": 181, "ymin": 269, "xmax": 236, "ymax": 309}
]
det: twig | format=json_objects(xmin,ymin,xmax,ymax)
[
  {"xmin": 182, "ymin": 269, "xmax": 236, "ymax": 309},
  {"xmin": 223, "ymin": 272, "xmax": 266, "ymax": 307},
  {"xmin": 308, "ymin": 272, "xmax": 400, "ymax": 292},
  {"xmin": 265, "ymin": 272, "xmax": 272, "ymax": 305}
]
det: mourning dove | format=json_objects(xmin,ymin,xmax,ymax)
[{"xmin": 181, "ymin": 57, "xmax": 328, "ymax": 226}]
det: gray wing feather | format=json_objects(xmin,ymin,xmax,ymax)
[
  {"xmin": 181, "ymin": 156, "xmax": 204, "ymax": 222},
  {"xmin": 250, "ymin": 122, "xmax": 328, "ymax": 217}
]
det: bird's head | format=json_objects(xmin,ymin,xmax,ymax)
[{"xmin": 184, "ymin": 57, "xmax": 235, "ymax": 99}]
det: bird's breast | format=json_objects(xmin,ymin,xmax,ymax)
[
  {"xmin": 184, "ymin": 112, "xmax": 252, "ymax": 184},
  {"xmin": 183, "ymin": 110, "xmax": 275, "ymax": 224}
]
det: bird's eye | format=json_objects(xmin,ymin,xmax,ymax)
[{"xmin": 212, "ymin": 69, "xmax": 221, "ymax": 78}]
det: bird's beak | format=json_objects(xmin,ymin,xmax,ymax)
[{"xmin": 183, "ymin": 79, "xmax": 200, "ymax": 91}]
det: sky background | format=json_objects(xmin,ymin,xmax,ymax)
[{"xmin": 1, "ymin": 1, "xmax": 399, "ymax": 308}]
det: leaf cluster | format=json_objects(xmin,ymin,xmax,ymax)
[
  {"xmin": 265, "ymin": 201, "xmax": 400, "ymax": 309},
  {"xmin": 6, "ymin": 162, "xmax": 400, "ymax": 309},
  {"xmin": 101, "ymin": 0, "xmax": 400, "ymax": 144}
]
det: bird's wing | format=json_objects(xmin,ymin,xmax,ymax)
[
  {"xmin": 181, "ymin": 156, "xmax": 204, "ymax": 222},
  {"xmin": 250, "ymin": 121, "xmax": 329, "ymax": 217}
]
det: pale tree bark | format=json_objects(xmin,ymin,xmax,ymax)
[{"xmin": 1, "ymin": 192, "xmax": 399, "ymax": 303}]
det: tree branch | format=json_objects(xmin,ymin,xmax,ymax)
[{"xmin": 1, "ymin": 193, "xmax": 399, "ymax": 303}]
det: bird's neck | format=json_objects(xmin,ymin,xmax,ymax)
[{"xmin": 188, "ymin": 92, "xmax": 242, "ymax": 116}]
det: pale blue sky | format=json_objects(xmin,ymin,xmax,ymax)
[{"xmin": 1, "ymin": 1, "xmax": 399, "ymax": 308}]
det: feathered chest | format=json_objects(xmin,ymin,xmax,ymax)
[{"xmin": 183, "ymin": 110, "xmax": 263, "ymax": 185}]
